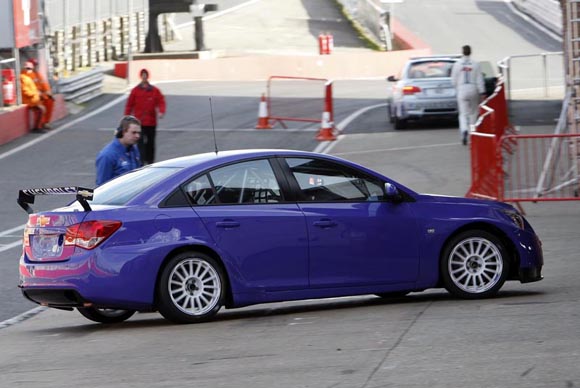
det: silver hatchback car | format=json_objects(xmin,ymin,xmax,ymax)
[{"xmin": 387, "ymin": 55, "xmax": 460, "ymax": 129}]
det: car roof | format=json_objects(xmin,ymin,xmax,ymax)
[
  {"xmin": 409, "ymin": 55, "xmax": 461, "ymax": 62},
  {"xmin": 151, "ymin": 149, "xmax": 334, "ymax": 168}
]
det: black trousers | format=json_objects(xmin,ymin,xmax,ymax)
[{"xmin": 138, "ymin": 125, "xmax": 156, "ymax": 165}]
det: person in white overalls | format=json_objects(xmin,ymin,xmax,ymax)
[{"xmin": 451, "ymin": 45, "xmax": 486, "ymax": 145}]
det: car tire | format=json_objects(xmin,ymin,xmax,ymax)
[
  {"xmin": 387, "ymin": 103, "xmax": 394, "ymax": 124},
  {"xmin": 441, "ymin": 230, "xmax": 510, "ymax": 299},
  {"xmin": 77, "ymin": 307, "xmax": 135, "ymax": 324},
  {"xmin": 157, "ymin": 251, "xmax": 226, "ymax": 324},
  {"xmin": 393, "ymin": 116, "xmax": 407, "ymax": 130}
]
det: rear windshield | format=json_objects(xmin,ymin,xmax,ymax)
[
  {"xmin": 407, "ymin": 61, "xmax": 455, "ymax": 79},
  {"xmin": 91, "ymin": 167, "xmax": 182, "ymax": 205}
]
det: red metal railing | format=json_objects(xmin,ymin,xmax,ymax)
[
  {"xmin": 501, "ymin": 133, "xmax": 580, "ymax": 202},
  {"xmin": 265, "ymin": 76, "xmax": 333, "ymax": 129},
  {"xmin": 467, "ymin": 78, "xmax": 580, "ymax": 205}
]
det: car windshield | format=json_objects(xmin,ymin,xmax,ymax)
[
  {"xmin": 407, "ymin": 61, "xmax": 455, "ymax": 79},
  {"xmin": 91, "ymin": 167, "xmax": 182, "ymax": 205}
]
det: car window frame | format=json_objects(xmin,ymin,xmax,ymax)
[
  {"xmin": 278, "ymin": 156, "xmax": 388, "ymax": 203},
  {"xmin": 162, "ymin": 156, "xmax": 293, "ymax": 208}
]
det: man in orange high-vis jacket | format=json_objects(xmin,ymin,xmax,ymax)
[
  {"xmin": 27, "ymin": 58, "xmax": 54, "ymax": 129},
  {"xmin": 20, "ymin": 62, "xmax": 45, "ymax": 133}
]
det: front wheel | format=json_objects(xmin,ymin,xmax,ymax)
[
  {"xmin": 157, "ymin": 252, "xmax": 226, "ymax": 324},
  {"xmin": 441, "ymin": 230, "xmax": 510, "ymax": 299},
  {"xmin": 77, "ymin": 307, "xmax": 135, "ymax": 324}
]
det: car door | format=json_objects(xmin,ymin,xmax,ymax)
[
  {"xmin": 186, "ymin": 158, "xmax": 309, "ymax": 291},
  {"xmin": 281, "ymin": 157, "xmax": 420, "ymax": 287}
]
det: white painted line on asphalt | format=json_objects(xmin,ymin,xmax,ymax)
[
  {"xmin": 0, "ymin": 224, "xmax": 25, "ymax": 238},
  {"xmin": 315, "ymin": 103, "xmax": 387, "ymax": 155},
  {"xmin": 0, "ymin": 240, "xmax": 23, "ymax": 253},
  {"xmin": 333, "ymin": 142, "xmax": 459, "ymax": 157},
  {"xmin": 0, "ymin": 306, "xmax": 47, "ymax": 330}
]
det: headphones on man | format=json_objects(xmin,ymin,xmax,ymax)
[{"xmin": 115, "ymin": 115, "xmax": 141, "ymax": 138}]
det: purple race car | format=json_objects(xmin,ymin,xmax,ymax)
[{"xmin": 18, "ymin": 149, "xmax": 543, "ymax": 324}]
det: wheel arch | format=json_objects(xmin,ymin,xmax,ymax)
[
  {"xmin": 437, "ymin": 222, "xmax": 520, "ymax": 286},
  {"xmin": 153, "ymin": 244, "xmax": 234, "ymax": 309}
]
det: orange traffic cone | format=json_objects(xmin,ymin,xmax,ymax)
[
  {"xmin": 255, "ymin": 93, "xmax": 272, "ymax": 129},
  {"xmin": 315, "ymin": 110, "xmax": 336, "ymax": 141}
]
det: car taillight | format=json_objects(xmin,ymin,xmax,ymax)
[
  {"xmin": 402, "ymin": 85, "xmax": 422, "ymax": 95},
  {"xmin": 65, "ymin": 220, "xmax": 122, "ymax": 250}
]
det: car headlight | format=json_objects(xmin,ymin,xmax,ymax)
[{"xmin": 502, "ymin": 209, "xmax": 525, "ymax": 229}]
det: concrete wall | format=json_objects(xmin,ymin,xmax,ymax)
[{"xmin": 0, "ymin": 95, "xmax": 67, "ymax": 144}]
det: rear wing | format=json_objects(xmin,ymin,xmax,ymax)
[{"xmin": 17, "ymin": 187, "xmax": 94, "ymax": 214}]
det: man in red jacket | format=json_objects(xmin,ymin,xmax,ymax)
[{"xmin": 124, "ymin": 68, "xmax": 166, "ymax": 164}]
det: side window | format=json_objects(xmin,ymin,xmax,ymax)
[
  {"xmin": 209, "ymin": 160, "xmax": 282, "ymax": 204},
  {"xmin": 285, "ymin": 158, "xmax": 384, "ymax": 202},
  {"xmin": 184, "ymin": 159, "xmax": 283, "ymax": 205},
  {"xmin": 184, "ymin": 174, "xmax": 215, "ymax": 205}
]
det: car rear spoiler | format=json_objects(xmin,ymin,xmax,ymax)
[{"xmin": 17, "ymin": 187, "xmax": 94, "ymax": 214}]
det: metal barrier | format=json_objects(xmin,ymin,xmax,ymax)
[
  {"xmin": 467, "ymin": 77, "xmax": 580, "ymax": 205},
  {"xmin": 57, "ymin": 68, "xmax": 105, "ymax": 104},
  {"xmin": 264, "ymin": 76, "xmax": 333, "ymax": 129},
  {"xmin": 497, "ymin": 52, "xmax": 564, "ymax": 101},
  {"xmin": 467, "ymin": 112, "xmax": 502, "ymax": 201},
  {"xmin": 501, "ymin": 133, "xmax": 580, "ymax": 202}
]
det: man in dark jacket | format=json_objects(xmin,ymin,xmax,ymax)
[{"xmin": 124, "ymin": 69, "xmax": 166, "ymax": 164}]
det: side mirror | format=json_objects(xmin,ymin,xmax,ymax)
[
  {"xmin": 384, "ymin": 182, "xmax": 402, "ymax": 203},
  {"xmin": 387, "ymin": 75, "xmax": 397, "ymax": 82}
]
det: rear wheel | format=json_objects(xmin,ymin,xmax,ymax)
[
  {"xmin": 77, "ymin": 307, "xmax": 135, "ymax": 324},
  {"xmin": 387, "ymin": 103, "xmax": 394, "ymax": 124},
  {"xmin": 157, "ymin": 251, "xmax": 225, "ymax": 324},
  {"xmin": 393, "ymin": 116, "xmax": 407, "ymax": 130},
  {"xmin": 441, "ymin": 230, "xmax": 509, "ymax": 299}
]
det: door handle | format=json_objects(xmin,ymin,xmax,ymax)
[
  {"xmin": 215, "ymin": 221, "xmax": 240, "ymax": 229},
  {"xmin": 313, "ymin": 219, "xmax": 337, "ymax": 228}
]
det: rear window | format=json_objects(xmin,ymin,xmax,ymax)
[
  {"xmin": 407, "ymin": 61, "xmax": 455, "ymax": 79},
  {"xmin": 91, "ymin": 167, "xmax": 182, "ymax": 205}
]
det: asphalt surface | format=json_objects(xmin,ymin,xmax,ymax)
[{"xmin": 1, "ymin": 1, "xmax": 578, "ymax": 387}]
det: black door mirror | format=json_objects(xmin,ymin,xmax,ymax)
[{"xmin": 387, "ymin": 75, "xmax": 397, "ymax": 82}]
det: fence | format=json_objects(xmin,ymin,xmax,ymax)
[
  {"xmin": 497, "ymin": 52, "xmax": 564, "ymax": 102},
  {"xmin": 466, "ymin": 76, "xmax": 580, "ymax": 206},
  {"xmin": 501, "ymin": 133, "xmax": 580, "ymax": 201},
  {"xmin": 264, "ymin": 76, "xmax": 334, "ymax": 129}
]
